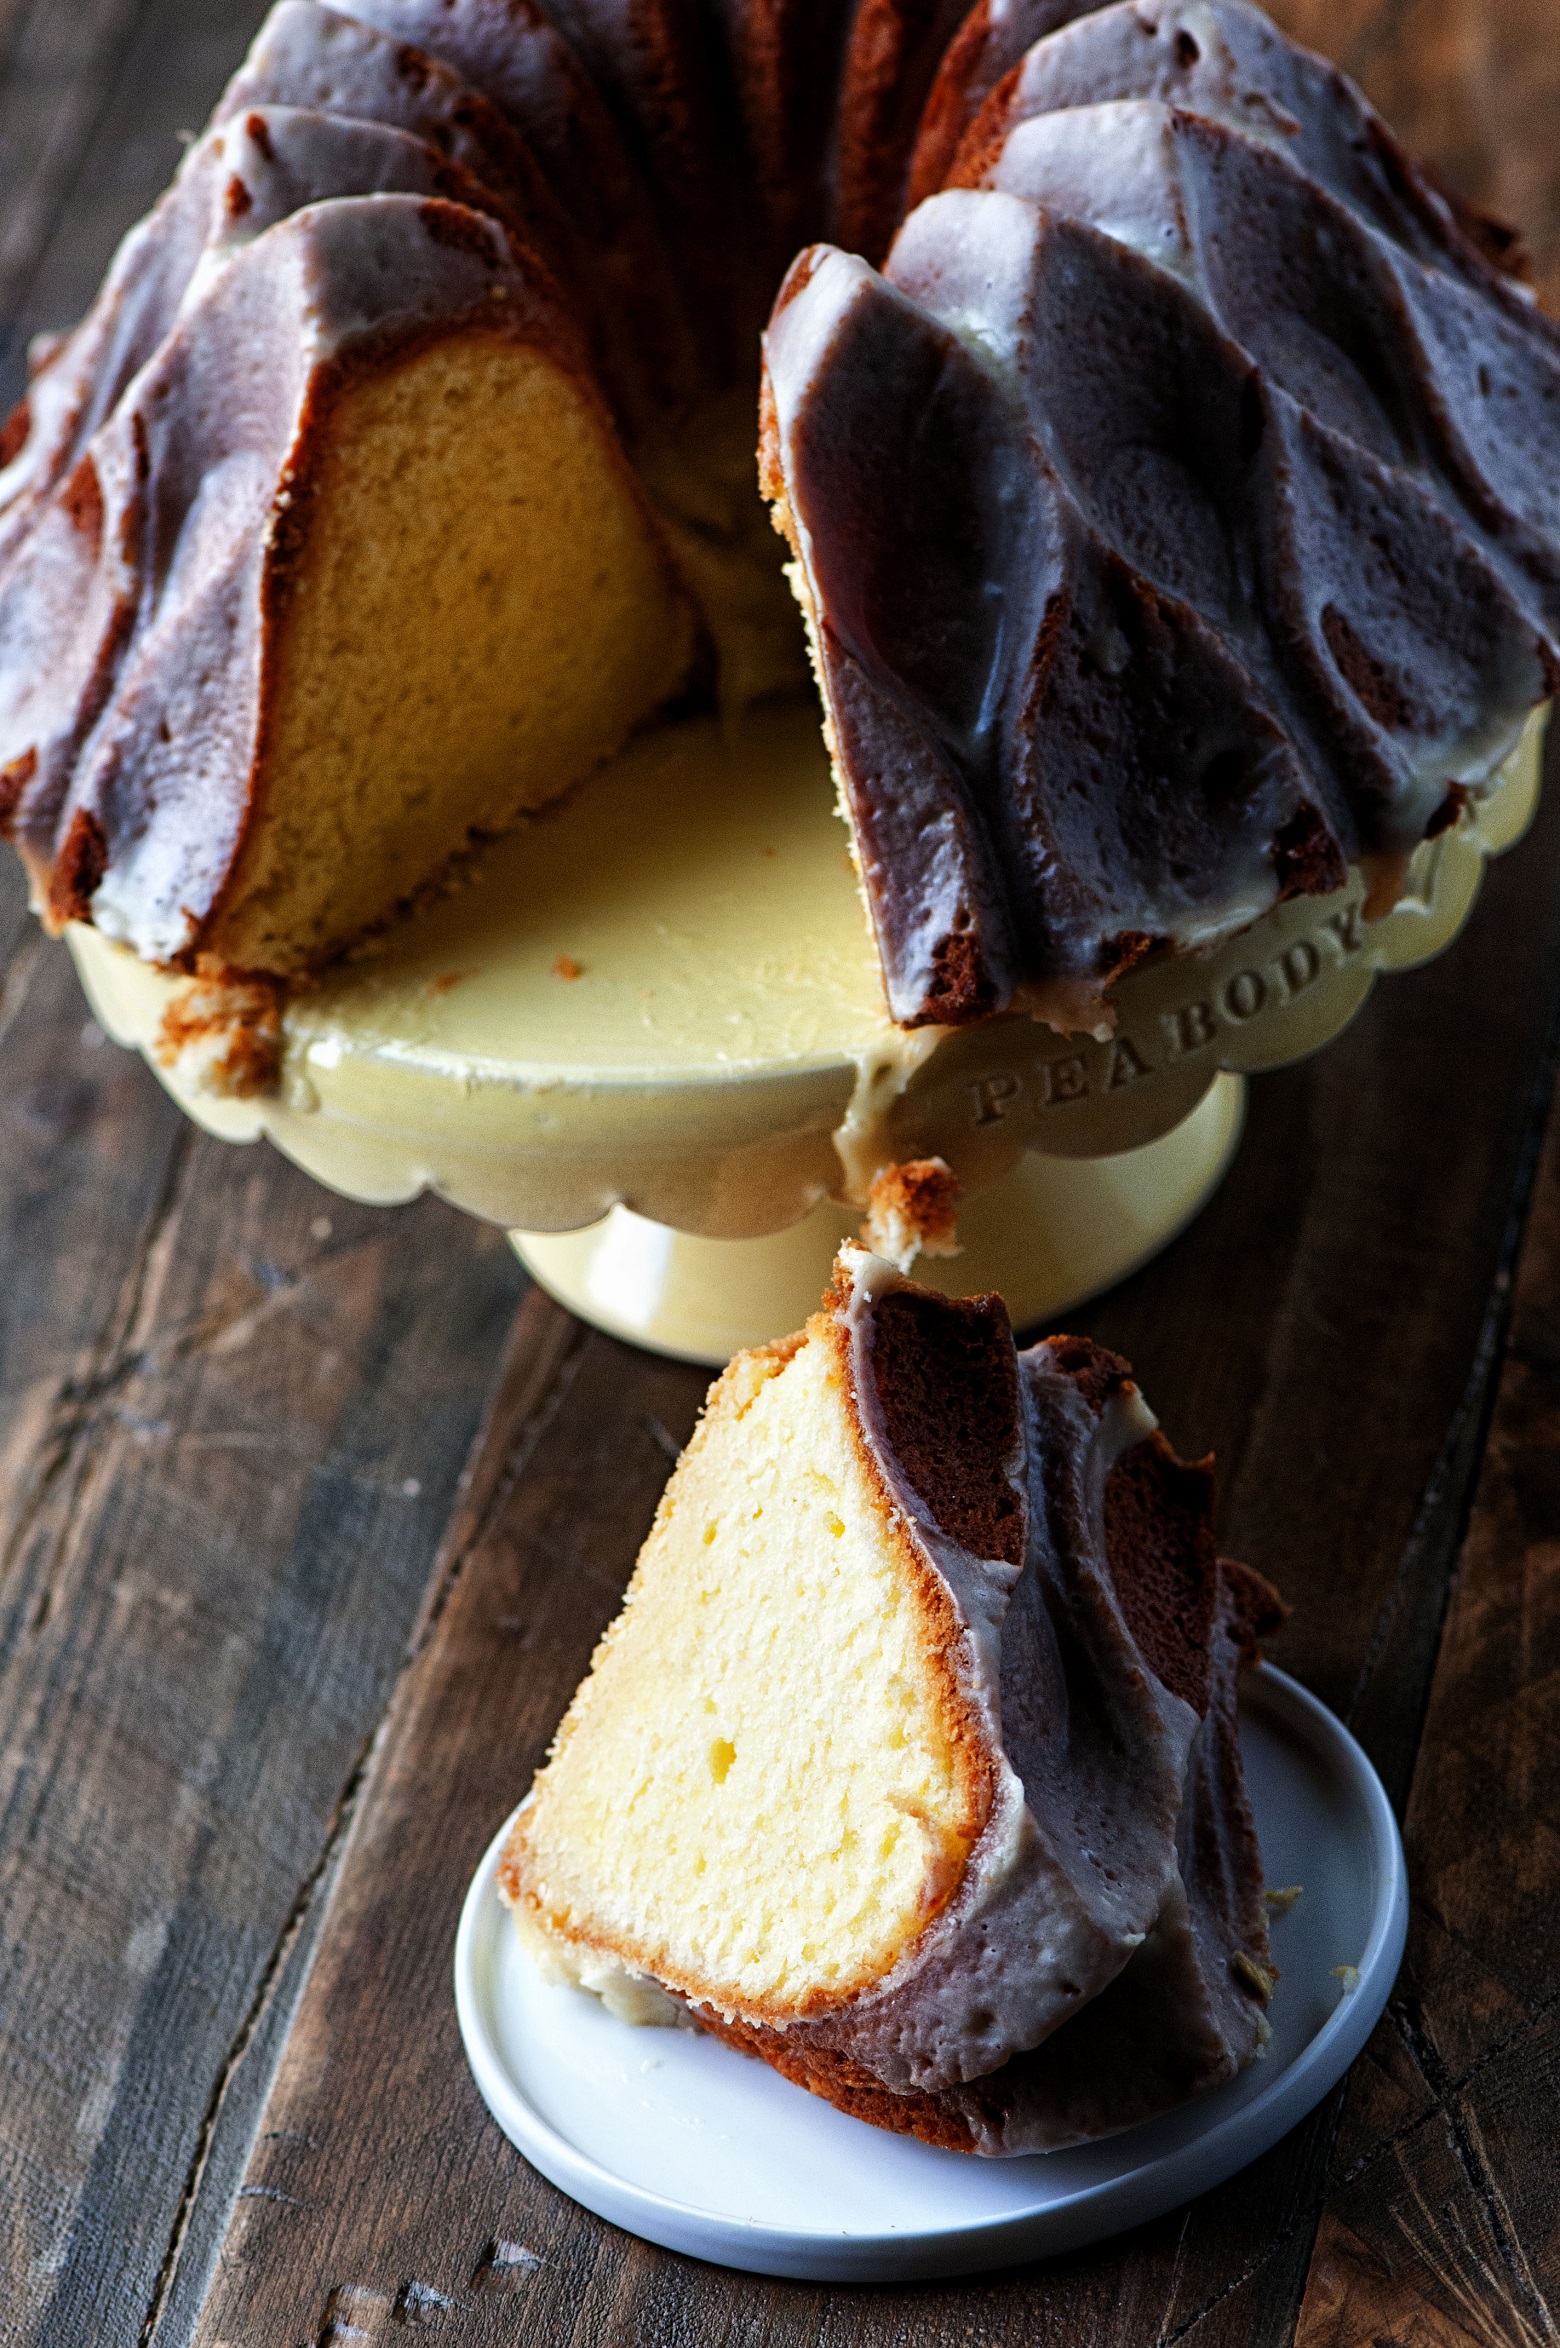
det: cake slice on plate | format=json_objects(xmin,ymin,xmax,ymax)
[{"xmin": 500, "ymin": 1248, "xmax": 1286, "ymax": 2153}]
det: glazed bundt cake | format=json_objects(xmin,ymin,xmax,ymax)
[
  {"xmin": 0, "ymin": 0, "xmax": 1555, "ymax": 1033},
  {"xmin": 764, "ymin": 0, "xmax": 1560, "ymax": 1027},
  {"xmin": 500, "ymin": 1246, "xmax": 1287, "ymax": 2154}
]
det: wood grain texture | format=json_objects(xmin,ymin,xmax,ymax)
[
  {"xmin": 0, "ymin": 911, "xmax": 523, "ymax": 2348},
  {"xmin": 185, "ymin": 744, "xmax": 1560, "ymax": 2348},
  {"xmin": 1291, "ymin": 1023, "xmax": 1560, "ymax": 2348}
]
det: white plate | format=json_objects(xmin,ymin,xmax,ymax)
[{"xmin": 454, "ymin": 1666, "xmax": 1405, "ymax": 2281}]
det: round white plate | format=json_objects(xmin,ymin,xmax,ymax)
[{"xmin": 454, "ymin": 1665, "xmax": 1406, "ymax": 2281}]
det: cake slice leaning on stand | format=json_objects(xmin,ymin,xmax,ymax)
[{"xmin": 500, "ymin": 1249, "xmax": 1286, "ymax": 2153}]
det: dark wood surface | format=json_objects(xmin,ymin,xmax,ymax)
[{"xmin": 4, "ymin": 4, "xmax": 1560, "ymax": 2341}]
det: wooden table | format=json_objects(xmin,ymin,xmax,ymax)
[{"xmin": 4, "ymin": 3, "xmax": 1560, "ymax": 2339}]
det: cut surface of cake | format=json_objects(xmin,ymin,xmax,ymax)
[
  {"xmin": 499, "ymin": 1248, "xmax": 1287, "ymax": 2154},
  {"xmin": 0, "ymin": 194, "xmax": 696, "ymax": 975},
  {"xmin": 1, "ymin": 0, "xmax": 1555, "ymax": 1037}
]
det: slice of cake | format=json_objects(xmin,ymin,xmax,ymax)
[{"xmin": 500, "ymin": 1248, "xmax": 1286, "ymax": 2154}]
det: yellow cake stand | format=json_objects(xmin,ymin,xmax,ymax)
[{"xmin": 68, "ymin": 700, "xmax": 1545, "ymax": 1362}]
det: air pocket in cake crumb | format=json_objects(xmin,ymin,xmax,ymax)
[{"xmin": 708, "ymin": 1739, "xmax": 736, "ymax": 1784}]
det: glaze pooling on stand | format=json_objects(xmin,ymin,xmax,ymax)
[{"xmin": 834, "ymin": 1031, "xmax": 952, "ymax": 1206}]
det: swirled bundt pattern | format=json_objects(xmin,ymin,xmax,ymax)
[
  {"xmin": 764, "ymin": 0, "xmax": 1560, "ymax": 1026},
  {"xmin": 0, "ymin": 0, "xmax": 1553, "ymax": 1028}
]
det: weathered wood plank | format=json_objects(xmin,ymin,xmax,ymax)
[
  {"xmin": 186, "ymin": 739, "xmax": 1560, "ymax": 2346},
  {"xmin": 0, "ymin": 957, "xmax": 523, "ymax": 2344},
  {"xmin": 1292, "ymin": 1104, "xmax": 1560, "ymax": 2344}
]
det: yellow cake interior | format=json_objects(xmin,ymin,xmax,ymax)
[
  {"xmin": 504, "ymin": 1313, "xmax": 987, "ymax": 2017},
  {"xmin": 207, "ymin": 332, "xmax": 697, "ymax": 975}
]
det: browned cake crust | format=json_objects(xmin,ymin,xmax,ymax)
[
  {"xmin": 904, "ymin": 0, "xmax": 1100, "ymax": 212},
  {"xmin": 325, "ymin": 0, "xmax": 703, "ymax": 418},
  {"xmin": 697, "ymin": 2008, "xmax": 986, "ymax": 2150},
  {"xmin": 863, "ymin": 1155, "xmax": 961, "ymax": 1266},
  {"xmin": 831, "ymin": 0, "xmax": 976, "ymax": 264}
]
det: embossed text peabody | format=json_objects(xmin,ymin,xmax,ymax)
[{"xmin": 968, "ymin": 903, "xmax": 1368, "ymax": 1127}]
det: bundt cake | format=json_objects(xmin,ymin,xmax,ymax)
[
  {"xmin": 0, "ymin": 0, "xmax": 1554, "ymax": 1038},
  {"xmin": 500, "ymin": 1246, "xmax": 1286, "ymax": 2153}
]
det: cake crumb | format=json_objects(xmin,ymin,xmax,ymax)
[
  {"xmin": 1231, "ymin": 1950, "xmax": 1277, "ymax": 2001},
  {"xmin": 1331, "ymin": 1963, "xmax": 1361, "ymax": 1991},
  {"xmin": 155, "ymin": 958, "xmax": 282, "ymax": 1098},
  {"xmin": 1265, "ymin": 1884, "xmax": 1303, "ymax": 1917},
  {"xmin": 864, "ymin": 1158, "xmax": 960, "ymax": 1274},
  {"xmin": 425, "ymin": 967, "xmax": 478, "ymax": 996},
  {"xmin": 551, "ymin": 953, "xmax": 584, "ymax": 981}
]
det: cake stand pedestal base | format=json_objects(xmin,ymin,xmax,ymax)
[{"xmin": 511, "ymin": 1070, "xmax": 1245, "ymax": 1362}]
